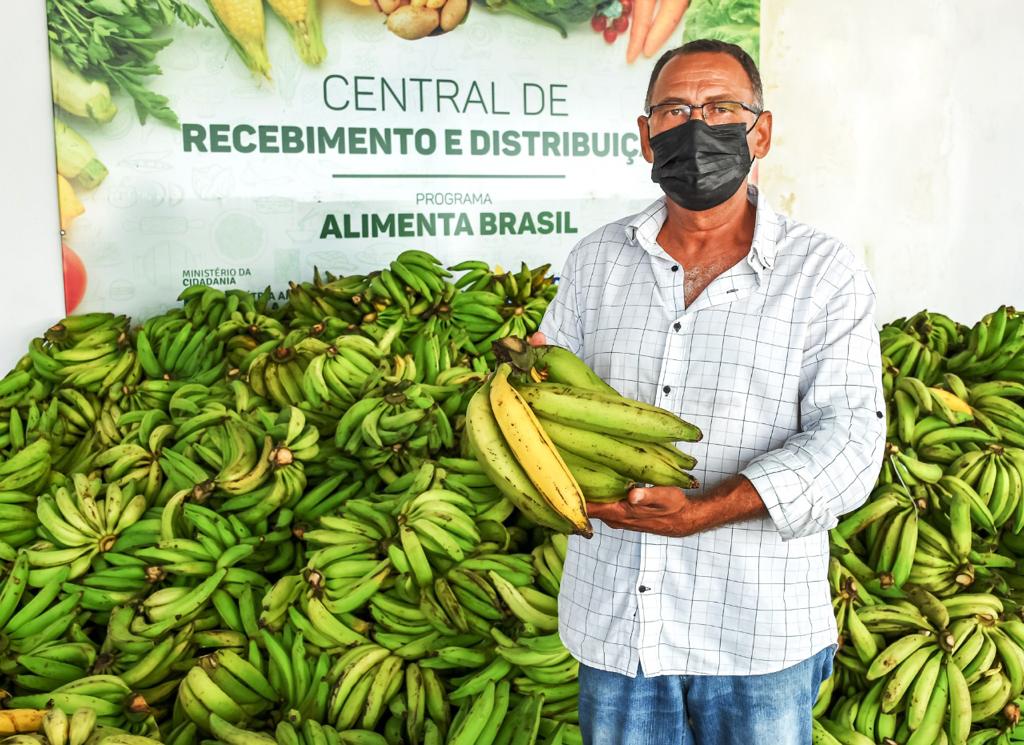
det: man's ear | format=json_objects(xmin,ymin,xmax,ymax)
[
  {"xmin": 637, "ymin": 116, "xmax": 654, "ymax": 164},
  {"xmin": 749, "ymin": 111, "xmax": 772, "ymax": 160}
]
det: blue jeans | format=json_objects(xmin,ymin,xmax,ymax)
[{"xmin": 578, "ymin": 646, "xmax": 835, "ymax": 745}]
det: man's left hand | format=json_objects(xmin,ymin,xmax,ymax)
[{"xmin": 586, "ymin": 486, "xmax": 697, "ymax": 537}]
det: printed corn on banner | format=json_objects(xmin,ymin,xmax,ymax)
[{"xmin": 46, "ymin": 0, "xmax": 758, "ymax": 316}]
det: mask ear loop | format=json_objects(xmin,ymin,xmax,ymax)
[
  {"xmin": 745, "ymin": 110, "xmax": 763, "ymax": 134},
  {"xmin": 745, "ymin": 110, "xmax": 764, "ymax": 166}
]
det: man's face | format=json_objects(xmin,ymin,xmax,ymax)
[{"xmin": 637, "ymin": 51, "xmax": 772, "ymax": 164}]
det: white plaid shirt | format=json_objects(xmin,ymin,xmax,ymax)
[{"xmin": 538, "ymin": 187, "xmax": 886, "ymax": 677}]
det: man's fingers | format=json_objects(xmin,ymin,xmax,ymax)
[
  {"xmin": 586, "ymin": 501, "xmax": 627, "ymax": 521},
  {"xmin": 627, "ymin": 487, "xmax": 649, "ymax": 505},
  {"xmin": 528, "ymin": 331, "xmax": 547, "ymax": 347}
]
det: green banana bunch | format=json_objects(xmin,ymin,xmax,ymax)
[
  {"xmin": 0, "ymin": 366, "xmax": 51, "ymax": 419},
  {"xmin": 7, "ymin": 675, "xmax": 137, "ymax": 730},
  {"xmin": 135, "ymin": 313, "xmax": 227, "ymax": 386},
  {"xmin": 324, "ymin": 643, "xmax": 405, "ymax": 732},
  {"xmin": 0, "ymin": 490, "xmax": 41, "ymax": 550},
  {"xmin": 447, "ymin": 261, "xmax": 557, "ymax": 357},
  {"xmin": 0, "ymin": 437, "xmax": 52, "ymax": 495},
  {"xmin": 948, "ymin": 306, "xmax": 1024, "ymax": 381},
  {"xmin": 437, "ymin": 457, "xmax": 513, "ymax": 523},
  {"xmin": 28, "ymin": 315, "xmax": 135, "ymax": 395},
  {"xmin": 286, "ymin": 270, "xmax": 368, "ymax": 328},
  {"xmin": 178, "ymin": 286, "xmax": 260, "ymax": 334},
  {"xmin": 902, "ymin": 311, "xmax": 966, "ymax": 358},
  {"xmin": 398, "ymin": 488, "xmax": 481, "ymax": 568},
  {"xmin": 6, "ymin": 638, "xmax": 97, "ymax": 692},
  {"xmin": 365, "ymin": 251, "xmax": 452, "ymax": 318},
  {"xmin": 466, "ymin": 348, "xmax": 700, "ymax": 529},
  {"xmin": 31, "ymin": 476, "xmax": 149, "ymax": 584}
]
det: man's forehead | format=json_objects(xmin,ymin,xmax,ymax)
[{"xmin": 652, "ymin": 53, "xmax": 752, "ymax": 97}]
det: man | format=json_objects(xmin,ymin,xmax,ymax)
[{"xmin": 531, "ymin": 40, "xmax": 886, "ymax": 745}]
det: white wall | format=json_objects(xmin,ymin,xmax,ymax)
[
  {"xmin": 3, "ymin": 1, "xmax": 1024, "ymax": 372},
  {"xmin": 761, "ymin": 0, "xmax": 1024, "ymax": 325},
  {"xmin": 0, "ymin": 2, "xmax": 65, "ymax": 370}
]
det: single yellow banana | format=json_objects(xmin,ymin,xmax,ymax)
[{"xmin": 488, "ymin": 364, "xmax": 591, "ymax": 537}]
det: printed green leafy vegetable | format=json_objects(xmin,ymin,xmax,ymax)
[
  {"xmin": 47, "ymin": 0, "xmax": 209, "ymax": 127},
  {"xmin": 682, "ymin": 0, "xmax": 759, "ymax": 66}
]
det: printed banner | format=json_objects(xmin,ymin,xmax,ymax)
[{"xmin": 47, "ymin": 0, "xmax": 759, "ymax": 316}]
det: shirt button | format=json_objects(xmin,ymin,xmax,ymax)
[
  {"xmin": 673, "ymin": 322, "xmax": 681, "ymax": 331},
  {"xmin": 876, "ymin": 411, "xmax": 884, "ymax": 418},
  {"xmin": 639, "ymin": 586, "xmax": 649, "ymax": 593},
  {"xmin": 663, "ymin": 385, "xmax": 671, "ymax": 394},
  {"xmin": 671, "ymin": 265, "xmax": 679, "ymax": 272}
]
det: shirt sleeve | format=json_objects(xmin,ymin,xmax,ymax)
[
  {"xmin": 538, "ymin": 247, "xmax": 585, "ymax": 356},
  {"xmin": 740, "ymin": 252, "xmax": 887, "ymax": 541}
]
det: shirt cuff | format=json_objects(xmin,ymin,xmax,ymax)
[{"xmin": 741, "ymin": 454, "xmax": 831, "ymax": 542}]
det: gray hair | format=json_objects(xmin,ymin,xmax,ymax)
[{"xmin": 644, "ymin": 39, "xmax": 764, "ymax": 113}]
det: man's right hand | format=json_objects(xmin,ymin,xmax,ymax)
[{"xmin": 528, "ymin": 332, "xmax": 547, "ymax": 347}]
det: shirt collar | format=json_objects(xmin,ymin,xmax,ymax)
[{"xmin": 626, "ymin": 185, "xmax": 782, "ymax": 274}]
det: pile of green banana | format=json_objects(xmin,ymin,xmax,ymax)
[
  {"xmin": 3, "ymin": 250, "xmax": 1024, "ymax": 745},
  {"xmin": 465, "ymin": 337, "xmax": 702, "ymax": 537},
  {"xmin": 816, "ymin": 305, "xmax": 1024, "ymax": 745},
  {"xmin": 0, "ymin": 252, "xmax": 589, "ymax": 745}
]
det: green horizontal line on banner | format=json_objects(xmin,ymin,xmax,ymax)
[{"xmin": 332, "ymin": 174, "xmax": 566, "ymax": 179}]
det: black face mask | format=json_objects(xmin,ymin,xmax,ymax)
[{"xmin": 649, "ymin": 119, "xmax": 755, "ymax": 211}]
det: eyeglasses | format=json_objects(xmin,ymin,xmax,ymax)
[{"xmin": 646, "ymin": 100, "xmax": 762, "ymax": 129}]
